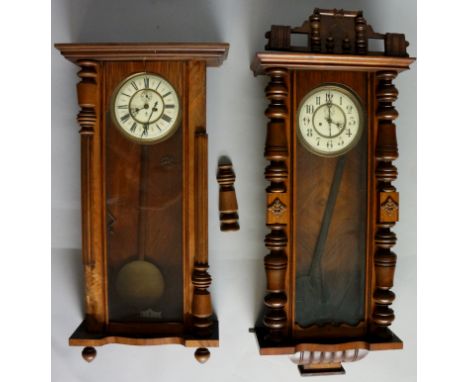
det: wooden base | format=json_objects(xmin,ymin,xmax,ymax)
[
  {"xmin": 252, "ymin": 325, "xmax": 402, "ymax": 355},
  {"xmin": 69, "ymin": 319, "xmax": 219, "ymax": 348},
  {"xmin": 298, "ymin": 363, "xmax": 346, "ymax": 377}
]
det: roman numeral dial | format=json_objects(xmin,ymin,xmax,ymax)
[
  {"xmin": 297, "ymin": 84, "xmax": 364, "ymax": 157},
  {"xmin": 111, "ymin": 72, "xmax": 181, "ymax": 144}
]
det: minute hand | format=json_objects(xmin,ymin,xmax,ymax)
[{"xmin": 147, "ymin": 100, "xmax": 158, "ymax": 122}]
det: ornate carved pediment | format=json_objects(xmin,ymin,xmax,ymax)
[{"xmin": 265, "ymin": 8, "xmax": 409, "ymax": 57}]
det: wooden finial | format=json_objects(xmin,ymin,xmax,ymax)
[
  {"xmin": 342, "ymin": 35, "xmax": 351, "ymax": 53},
  {"xmin": 309, "ymin": 10, "xmax": 321, "ymax": 52},
  {"xmin": 326, "ymin": 35, "xmax": 335, "ymax": 53},
  {"xmin": 217, "ymin": 157, "xmax": 239, "ymax": 231},
  {"xmin": 81, "ymin": 346, "xmax": 97, "ymax": 362},
  {"xmin": 194, "ymin": 347, "xmax": 211, "ymax": 363}
]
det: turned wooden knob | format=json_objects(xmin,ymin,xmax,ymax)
[
  {"xmin": 81, "ymin": 346, "xmax": 97, "ymax": 362},
  {"xmin": 194, "ymin": 347, "xmax": 211, "ymax": 363},
  {"xmin": 216, "ymin": 158, "xmax": 239, "ymax": 231}
]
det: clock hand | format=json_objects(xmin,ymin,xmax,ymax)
[
  {"xmin": 330, "ymin": 119, "xmax": 344, "ymax": 130},
  {"xmin": 130, "ymin": 107, "xmax": 140, "ymax": 117},
  {"xmin": 146, "ymin": 100, "xmax": 159, "ymax": 123},
  {"xmin": 140, "ymin": 101, "xmax": 159, "ymax": 138},
  {"xmin": 323, "ymin": 107, "xmax": 331, "ymax": 123},
  {"xmin": 323, "ymin": 105, "xmax": 332, "ymax": 136}
]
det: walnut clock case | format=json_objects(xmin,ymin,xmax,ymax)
[
  {"xmin": 55, "ymin": 43, "xmax": 229, "ymax": 363},
  {"xmin": 250, "ymin": 9, "xmax": 415, "ymax": 376}
]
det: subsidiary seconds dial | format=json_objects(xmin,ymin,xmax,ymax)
[
  {"xmin": 111, "ymin": 73, "xmax": 180, "ymax": 144},
  {"xmin": 297, "ymin": 84, "xmax": 364, "ymax": 157}
]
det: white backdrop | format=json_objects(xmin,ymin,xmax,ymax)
[{"xmin": 52, "ymin": 1, "xmax": 416, "ymax": 381}]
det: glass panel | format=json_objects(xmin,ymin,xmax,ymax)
[
  {"xmin": 295, "ymin": 129, "xmax": 367, "ymax": 327},
  {"xmin": 106, "ymin": 122, "xmax": 183, "ymax": 322}
]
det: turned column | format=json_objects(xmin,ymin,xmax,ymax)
[
  {"xmin": 75, "ymin": 59, "xmax": 107, "ymax": 362},
  {"xmin": 191, "ymin": 131, "xmax": 214, "ymax": 340},
  {"xmin": 76, "ymin": 60, "xmax": 106, "ymax": 334},
  {"xmin": 309, "ymin": 10, "xmax": 321, "ymax": 53},
  {"xmin": 263, "ymin": 68, "xmax": 289, "ymax": 340},
  {"xmin": 355, "ymin": 12, "xmax": 368, "ymax": 54},
  {"xmin": 372, "ymin": 70, "xmax": 400, "ymax": 336}
]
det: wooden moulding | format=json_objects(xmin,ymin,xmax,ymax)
[
  {"xmin": 253, "ymin": 326, "xmax": 402, "ymax": 356},
  {"xmin": 251, "ymin": 52, "xmax": 415, "ymax": 76},
  {"xmin": 69, "ymin": 320, "xmax": 219, "ymax": 348},
  {"xmin": 55, "ymin": 43, "xmax": 229, "ymax": 67},
  {"xmin": 298, "ymin": 363, "xmax": 345, "ymax": 377}
]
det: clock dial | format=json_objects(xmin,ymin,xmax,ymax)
[
  {"xmin": 111, "ymin": 73, "xmax": 180, "ymax": 144},
  {"xmin": 297, "ymin": 85, "xmax": 364, "ymax": 157}
]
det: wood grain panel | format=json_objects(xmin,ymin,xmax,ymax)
[{"xmin": 293, "ymin": 71, "xmax": 368, "ymax": 336}]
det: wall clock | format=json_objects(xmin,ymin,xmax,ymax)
[
  {"xmin": 250, "ymin": 9, "xmax": 415, "ymax": 376},
  {"xmin": 55, "ymin": 43, "xmax": 229, "ymax": 363}
]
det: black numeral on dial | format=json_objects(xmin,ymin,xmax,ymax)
[
  {"xmin": 306, "ymin": 104, "xmax": 314, "ymax": 114},
  {"xmin": 142, "ymin": 123, "xmax": 149, "ymax": 137}
]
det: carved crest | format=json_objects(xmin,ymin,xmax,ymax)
[{"xmin": 265, "ymin": 8, "xmax": 409, "ymax": 57}]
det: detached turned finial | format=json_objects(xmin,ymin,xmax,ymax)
[
  {"xmin": 194, "ymin": 347, "xmax": 211, "ymax": 363},
  {"xmin": 217, "ymin": 157, "xmax": 239, "ymax": 231}
]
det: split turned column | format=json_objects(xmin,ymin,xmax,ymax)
[
  {"xmin": 262, "ymin": 68, "xmax": 289, "ymax": 340},
  {"xmin": 372, "ymin": 70, "xmax": 400, "ymax": 336},
  {"xmin": 76, "ymin": 60, "xmax": 106, "ymax": 335},
  {"xmin": 191, "ymin": 131, "xmax": 214, "ymax": 339}
]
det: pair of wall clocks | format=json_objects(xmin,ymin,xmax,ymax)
[{"xmin": 56, "ymin": 8, "xmax": 414, "ymax": 376}]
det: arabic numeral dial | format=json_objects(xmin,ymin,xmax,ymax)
[
  {"xmin": 297, "ymin": 85, "xmax": 364, "ymax": 157},
  {"xmin": 111, "ymin": 72, "xmax": 181, "ymax": 144}
]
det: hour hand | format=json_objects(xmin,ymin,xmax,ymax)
[
  {"xmin": 130, "ymin": 107, "xmax": 140, "ymax": 116},
  {"xmin": 330, "ymin": 119, "xmax": 344, "ymax": 130}
]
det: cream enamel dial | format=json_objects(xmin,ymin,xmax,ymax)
[
  {"xmin": 297, "ymin": 84, "xmax": 364, "ymax": 157},
  {"xmin": 111, "ymin": 73, "xmax": 180, "ymax": 144}
]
